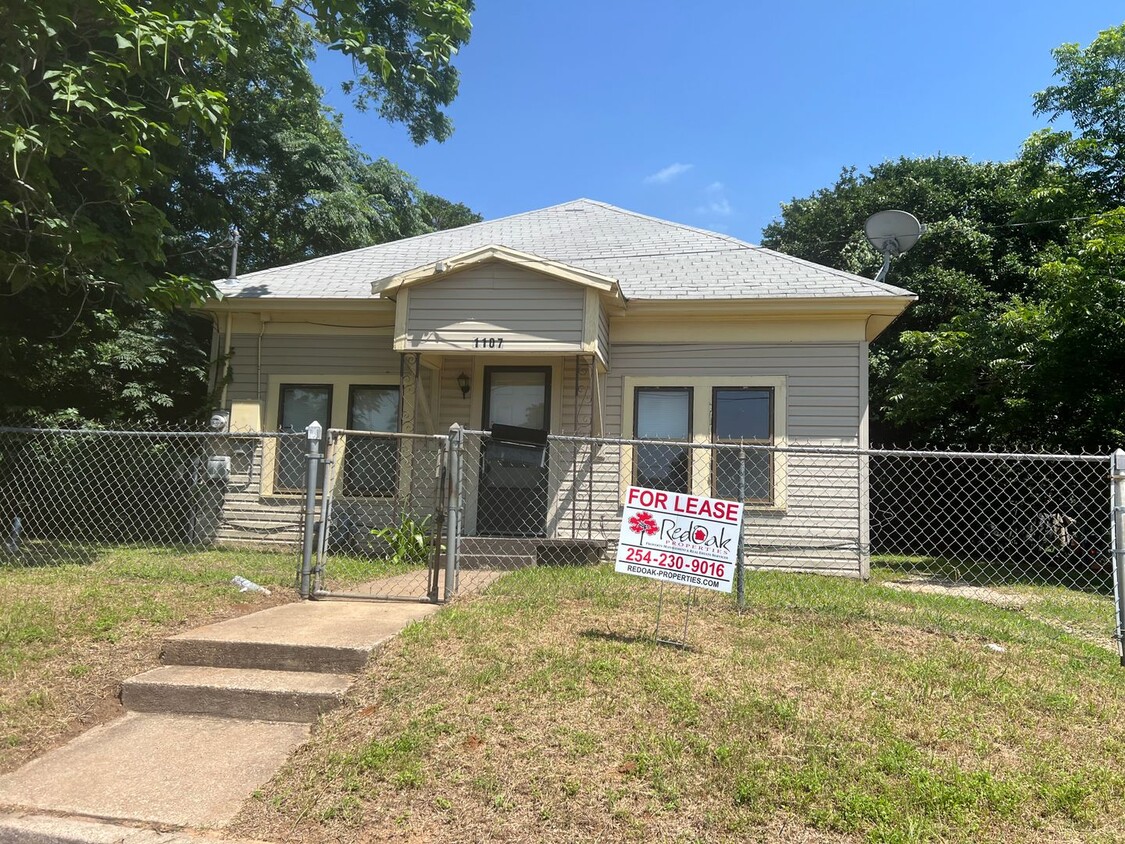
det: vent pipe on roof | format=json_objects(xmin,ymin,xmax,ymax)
[{"xmin": 227, "ymin": 226, "xmax": 241, "ymax": 280}]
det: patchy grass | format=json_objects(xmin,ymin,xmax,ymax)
[
  {"xmin": 0, "ymin": 546, "xmax": 310, "ymax": 771},
  {"xmin": 234, "ymin": 566, "xmax": 1125, "ymax": 844}
]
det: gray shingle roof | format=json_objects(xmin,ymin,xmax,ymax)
[{"xmin": 213, "ymin": 198, "xmax": 914, "ymax": 301}]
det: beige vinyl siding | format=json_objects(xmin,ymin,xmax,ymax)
[
  {"xmin": 597, "ymin": 304, "xmax": 611, "ymax": 366},
  {"xmin": 596, "ymin": 342, "xmax": 865, "ymax": 576},
  {"xmin": 224, "ymin": 332, "xmax": 400, "ymax": 408},
  {"xmin": 404, "ymin": 266, "xmax": 587, "ymax": 352}
]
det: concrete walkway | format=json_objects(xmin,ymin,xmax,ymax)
[{"xmin": 0, "ymin": 591, "xmax": 442, "ymax": 840}]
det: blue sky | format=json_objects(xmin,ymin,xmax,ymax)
[{"xmin": 312, "ymin": 2, "xmax": 1121, "ymax": 243}]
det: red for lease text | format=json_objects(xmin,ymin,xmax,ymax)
[{"xmin": 625, "ymin": 487, "xmax": 740, "ymax": 523}]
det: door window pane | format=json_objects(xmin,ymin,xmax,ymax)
[
  {"xmin": 343, "ymin": 386, "xmax": 400, "ymax": 496},
  {"xmin": 488, "ymin": 371, "xmax": 548, "ymax": 429},
  {"xmin": 712, "ymin": 387, "xmax": 773, "ymax": 502},
  {"xmin": 277, "ymin": 385, "xmax": 331, "ymax": 491},
  {"xmin": 634, "ymin": 387, "xmax": 691, "ymax": 493}
]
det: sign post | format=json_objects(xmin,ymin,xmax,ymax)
[{"xmin": 615, "ymin": 485, "xmax": 745, "ymax": 645}]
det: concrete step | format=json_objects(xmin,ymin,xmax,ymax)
[
  {"xmin": 161, "ymin": 599, "xmax": 440, "ymax": 674},
  {"xmin": 121, "ymin": 665, "xmax": 351, "ymax": 723}
]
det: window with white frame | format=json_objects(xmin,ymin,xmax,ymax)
[{"xmin": 623, "ymin": 376, "xmax": 787, "ymax": 508}]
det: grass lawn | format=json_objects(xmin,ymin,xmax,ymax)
[
  {"xmin": 232, "ymin": 565, "xmax": 1125, "ymax": 844},
  {"xmin": 0, "ymin": 545, "xmax": 407, "ymax": 773}
]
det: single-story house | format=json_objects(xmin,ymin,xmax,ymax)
[{"xmin": 203, "ymin": 198, "xmax": 915, "ymax": 577}]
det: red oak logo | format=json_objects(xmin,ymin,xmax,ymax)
[
  {"xmin": 628, "ymin": 511, "xmax": 659, "ymax": 537},
  {"xmin": 693, "ymin": 527, "xmax": 707, "ymax": 543}
]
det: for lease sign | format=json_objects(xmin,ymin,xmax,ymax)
[{"xmin": 615, "ymin": 486, "xmax": 744, "ymax": 593}]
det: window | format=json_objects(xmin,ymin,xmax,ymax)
[
  {"xmin": 276, "ymin": 384, "xmax": 332, "ymax": 491},
  {"xmin": 622, "ymin": 376, "xmax": 787, "ymax": 509},
  {"xmin": 342, "ymin": 385, "xmax": 400, "ymax": 496},
  {"xmin": 712, "ymin": 387, "xmax": 773, "ymax": 502},
  {"xmin": 633, "ymin": 387, "xmax": 692, "ymax": 493}
]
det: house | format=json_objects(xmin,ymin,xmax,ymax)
[{"xmin": 203, "ymin": 199, "xmax": 915, "ymax": 577}]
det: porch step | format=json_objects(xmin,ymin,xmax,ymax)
[
  {"xmin": 457, "ymin": 537, "xmax": 608, "ymax": 569},
  {"xmin": 161, "ymin": 600, "xmax": 436, "ymax": 674},
  {"xmin": 121, "ymin": 665, "xmax": 351, "ymax": 723}
]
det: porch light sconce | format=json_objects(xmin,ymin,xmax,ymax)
[{"xmin": 457, "ymin": 372, "xmax": 471, "ymax": 400}]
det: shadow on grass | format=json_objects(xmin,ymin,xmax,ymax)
[
  {"xmin": 578, "ymin": 628, "xmax": 700, "ymax": 652},
  {"xmin": 874, "ymin": 554, "xmax": 1113, "ymax": 596},
  {"xmin": 0, "ymin": 540, "xmax": 101, "ymax": 568}
]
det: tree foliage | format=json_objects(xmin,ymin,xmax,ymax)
[
  {"xmin": 0, "ymin": 0, "xmax": 476, "ymax": 426},
  {"xmin": 763, "ymin": 25, "xmax": 1125, "ymax": 450},
  {"xmin": 1, "ymin": 0, "xmax": 471, "ymax": 305},
  {"xmin": 762, "ymin": 156, "xmax": 1095, "ymax": 447}
]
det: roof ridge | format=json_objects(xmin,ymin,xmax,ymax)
[
  {"xmin": 221, "ymin": 198, "xmax": 597, "ymax": 283},
  {"xmin": 576, "ymin": 199, "xmax": 761, "ymax": 250}
]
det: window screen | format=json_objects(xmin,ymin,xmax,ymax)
[
  {"xmin": 712, "ymin": 387, "xmax": 772, "ymax": 502},
  {"xmin": 634, "ymin": 387, "xmax": 692, "ymax": 493},
  {"xmin": 343, "ymin": 386, "xmax": 400, "ymax": 496}
]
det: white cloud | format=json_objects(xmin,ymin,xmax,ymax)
[
  {"xmin": 643, "ymin": 162, "xmax": 693, "ymax": 184},
  {"xmin": 696, "ymin": 181, "xmax": 733, "ymax": 216}
]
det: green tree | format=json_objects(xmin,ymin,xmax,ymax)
[
  {"xmin": 761, "ymin": 155, "xmax": 1094, "ymax": 447},
  {"xmin": 0, "ymin": 0, "xmax": 472, "ymax": 307},
  {"xmin": 1028, "ymin": 24, "xmax": 1125, "ymax": 205},
  {"xmin": 0, "ymin": 0, "xmax": 476, "ymax": 426}
]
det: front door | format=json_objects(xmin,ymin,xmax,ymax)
[{"xmin": 476, "ymin": 367, "xmax": 550, "ymax": 536}]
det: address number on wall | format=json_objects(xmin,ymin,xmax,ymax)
[{"xmin": 473, "ymin": 337, "xmax": 505, "ymax": 349}]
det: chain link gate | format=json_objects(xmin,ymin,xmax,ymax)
[{"xmin": 309, "ymin": 429, "xmax": 451, "ymax": 602}]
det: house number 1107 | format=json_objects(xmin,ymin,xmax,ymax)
[{"xmin": 473, "ymin": 337, "xmax": 504, "ymax": 349}]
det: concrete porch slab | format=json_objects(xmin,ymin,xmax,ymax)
[{"xmin": 0, "ymin": 713, "xmax": 308, "ymax": 828}]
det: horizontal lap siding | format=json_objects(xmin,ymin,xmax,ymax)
[
  {"xmin": 586, "ymin": 342, "xmax": 865, "ymax": 575},
  {"xmin": 216, "ymin": 332, "xmax": 399, "ymax": 547},
  {"xmin": 225, "ymin": 333, "xmax": 399, "ymax": 405},
  {"xmin": 406, "ymin": 267, "xmax": 586, "ymax": 351}
]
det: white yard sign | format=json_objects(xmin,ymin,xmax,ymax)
[{"xmin": 615, "ymin": 486, "xmax": 744, "ymax": 593}]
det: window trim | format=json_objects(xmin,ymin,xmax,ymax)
[
  {"xmin": 620, "ymin": 375, "xmax": 787, "ymax": 510},
  {"xmin": 262, "ymin": 373, "xmax": 403, "ymax": 498}
]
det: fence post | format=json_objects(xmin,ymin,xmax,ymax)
[
  {"xmin": 300, "ymin": 421, "xmax": 323, "ymax": 600},
  {"xmin": 1111, "ymin": 449, "xmax": 1125, "ymax": 667},
  {"xmin": 444, "ymin": 424, "xmax": 463, "ymax": 601}
]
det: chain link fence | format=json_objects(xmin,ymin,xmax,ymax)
[
  {"xmin": 0, "ymin": 427, "xmax": 306, "ymax": 566},
  {"xmin": 2, "ymin": 425, "xmax": 1122, "ymax": 655}
]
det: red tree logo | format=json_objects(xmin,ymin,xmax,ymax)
[{"xmin": 629, "ymin": 511, "xmax": 659, "ymax": 544}]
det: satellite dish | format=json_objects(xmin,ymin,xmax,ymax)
[{"xmin": 864, "ymin": 210, "xmax": 924, "ymax": 284}]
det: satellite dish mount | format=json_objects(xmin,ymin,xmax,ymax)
[{"xmin": 864, "ymin": 210, "xmax": 923, "ymax": 284}]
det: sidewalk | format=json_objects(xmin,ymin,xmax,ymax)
[{"xmin": 0, "ymin": 592, "xmax": 441, "ymax": 841}]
